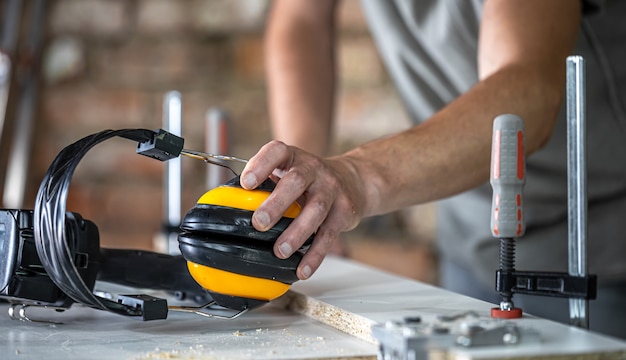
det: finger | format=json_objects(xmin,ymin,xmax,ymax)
[
  {"xmin": 240, "ymin": 140, "xmax": 293, "ymax": 190},
  {"xmin": 252, "ymin": 162, "xmax": 315, "ymax": 231},
  {"xmin": 295, "ymin": 220, "xmax": 341, "ymax": 280},
  {"xmin": 272, "ymin": 187, "xmax": 334, "ymax": 258},
  {"xmin": 293, "ymin": 192, "xmax": 361, "ymax": 280}
]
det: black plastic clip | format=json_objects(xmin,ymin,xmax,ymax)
[
  {"xmin": 136, "ymin": 129, "xmax": 184, "ymax": 161},
  {"xmin": 117, "ymin": 294, "xmax": 168, "ymax": 321}
]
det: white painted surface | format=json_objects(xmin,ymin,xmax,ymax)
[
  {"xmin": 1, "ymin": 256, "xmax": 625, "ymax": 359},
  {"xmin": 0, "ymin": 300, "xmax": 375, "ymax": 360},
  {"xmin": 292, "ymin": 257, "xmax": 626, "ymax": 359}
]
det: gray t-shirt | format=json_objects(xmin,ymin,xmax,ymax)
[{"xmin": 360, "ymin": 0, "xmax": 626, "ymax": 287}]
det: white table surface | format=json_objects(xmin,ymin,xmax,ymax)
[{"xmin": 1, "ymin": 256, "xmax": 625, "ymax": 360}]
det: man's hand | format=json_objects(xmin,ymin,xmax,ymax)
[{"xmin": 240, "ymin": 140, "xmax": 364, "ymax": 280}]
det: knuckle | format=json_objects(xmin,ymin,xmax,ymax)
[
  {"xmin": 285, "ymin": 167, "xmax": 310, "ymax": 188},
  {"xmin": 307, "ymin": 155, "xmax": 324, "ymax": 168},
  {"xmin": 266, "ymin": 139, "xmax": 287, "ymax": 150},
  {"xmin": 324, "ymin": 172, "xmax": 341, "ymax": 188},
  {"xmin": 260, "ymin": 140, "xmax": 290, "ymax": 161},
  {"xmin": 306, "ymin": 196, "xmax": 333, "ymax": 219}
]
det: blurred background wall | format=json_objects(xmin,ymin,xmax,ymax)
[{"xmin": 0, "ymin": 0, "xmax": 437, "ymax": 283}]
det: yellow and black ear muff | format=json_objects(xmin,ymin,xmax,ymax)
[{"xmin": 178, "ymin": 176, "xmax": 313, "ymax": 312}]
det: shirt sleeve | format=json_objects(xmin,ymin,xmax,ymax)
[{"xmin": 582, "ymin": 0, "xmax": 605, "ymax": 16}]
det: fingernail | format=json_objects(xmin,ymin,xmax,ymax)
[
  {"xmin": 254, "ymin": 211, "xmax": 270, "ymax": 230},
  {"xmin": 242, "ymin": 173, "xmax": 257, "ymax": 188},
  {"xmin": 278, "ymin": 242, "xmax": 293, "ymax": 258},
  {"xmin": 301, "ymin": 265, "xmax": 312, "ymax": 279}
]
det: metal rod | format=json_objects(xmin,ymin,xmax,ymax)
[
  {"xmin": 566, "ymin": 55, "xmax": 589, "ymax": 329},
  {"xmin": 205, "ymin": 108, "xmax": 231, "ymax": 188},
  {"xmin": 181, "ymin": 149, "xmax": 247, "ymax": 165},
  {"xmin": 163, "ymin": 91, "xmax": 182, "ymax": 255},
  {"xmin": 168, "ymin": 302, "xmax": 249, "ymax": 320},
  {"xmin": 0, "ymin": 0, "xmax": 22, "ymax": 147},
  {"xmin": 2, "ymin": 0, "xmax": 45, "ymax": 209}
]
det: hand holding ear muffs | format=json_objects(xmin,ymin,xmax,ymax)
[{"xmin": 178, "ymin": 176, "xmax": 313, "ymax": 311}]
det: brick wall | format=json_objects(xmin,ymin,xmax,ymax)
[{"xmin": 7, "ymin": 0, "xmax": 436, "ymax": 281}]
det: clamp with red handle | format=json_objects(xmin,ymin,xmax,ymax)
[{"xmin": 489, "ymin": 114, "xmax": 526, "ymax": 319}]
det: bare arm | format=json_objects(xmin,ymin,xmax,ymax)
[
  {"xmin": 348, "ymin": 0, "xmax": 581, "ymax": 214},
  {"xmin": 265, "ymin": 0, "xmax": 338, "ymax": 155},
  {"xmin": 243, "ymin": 0, "xmax": 582, "ymax": 279}
]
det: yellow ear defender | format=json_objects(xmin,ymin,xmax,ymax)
[{"xmin": 178, "ymin": 176, "xmax": 312, "ymax": 311}]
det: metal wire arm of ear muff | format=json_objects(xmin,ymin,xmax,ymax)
[
  {"xmin": 180, "ymin": 149, "xmax": 248, "ymax": 176},
  {"xmin": 168, "ymin": 301, "xmax": 250, "ymax": 320}
]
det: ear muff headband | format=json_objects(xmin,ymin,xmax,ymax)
[{"xmin": 34, "ymin": 129, "xmax": 169, "ymax": 317}]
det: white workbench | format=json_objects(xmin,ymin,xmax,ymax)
[{"xmin": 1, "ymin": 256, "xmax": 625, "ymax": 360}]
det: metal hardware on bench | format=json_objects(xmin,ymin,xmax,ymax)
[{"xmin": 372, "ymin": 312, "xmax": 540, "ymax": 359}]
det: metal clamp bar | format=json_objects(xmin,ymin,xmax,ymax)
[
  {"xmin": 566, "ymin": 55, "xmax": 589, "ymax": 329},
  {"xmin": 163, "ymin": 91, "xmax": 183, "ymax": 255}
]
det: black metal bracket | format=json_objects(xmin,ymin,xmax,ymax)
[{"xmin": 495, "ymin": 270, "xmax": 597, "ymax": 300}]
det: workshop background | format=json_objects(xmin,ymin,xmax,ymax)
[{"xmin": 0, "ymin": 0, "xmax": 437, "ymax": 284}]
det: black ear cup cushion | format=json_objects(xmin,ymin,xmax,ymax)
[
  {"xmin": 180, "ymin": 204, "xmax": 296, "ymax": 243},
  {"xmin": 181, "ymin": 203, "xmax": 314, "ymax": 246},
  {"xmin": 178, "ymin": 231, "xmax": 301, "ymax": 285},
  {"xmin": 208, "ymin": 292, "xmax": 267, "ymax": 311}
]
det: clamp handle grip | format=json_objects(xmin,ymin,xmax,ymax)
[{"xmin": 490, "ymin": 114, "xmax": 526, "ymax": 238}]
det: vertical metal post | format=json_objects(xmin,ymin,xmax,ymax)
[
  {"xmin": 3, "ymin": 0, "xmax": 45, "ymax": 209},
  {"xmin": 0, "ymin": 0, "xmax": 22, "ymax": 145},
  {"xmin": 163, "ymin": 91, "xmax": 182, "ymax": 254},
  {"xmin": 566, "ymin": 55, "xmax": 588, "ymax": 329},
  {"xmin": 205, "ymin": 108, "xmax": 230, "ymax": 189}
]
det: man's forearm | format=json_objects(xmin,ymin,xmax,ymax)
[
  {"xmin": 342, "ymin": 64, "xmax": 564, "ymax": 217},
  {"xmin": 341, "ymin": 0, "xmax": 581, "ymax": 217}
]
